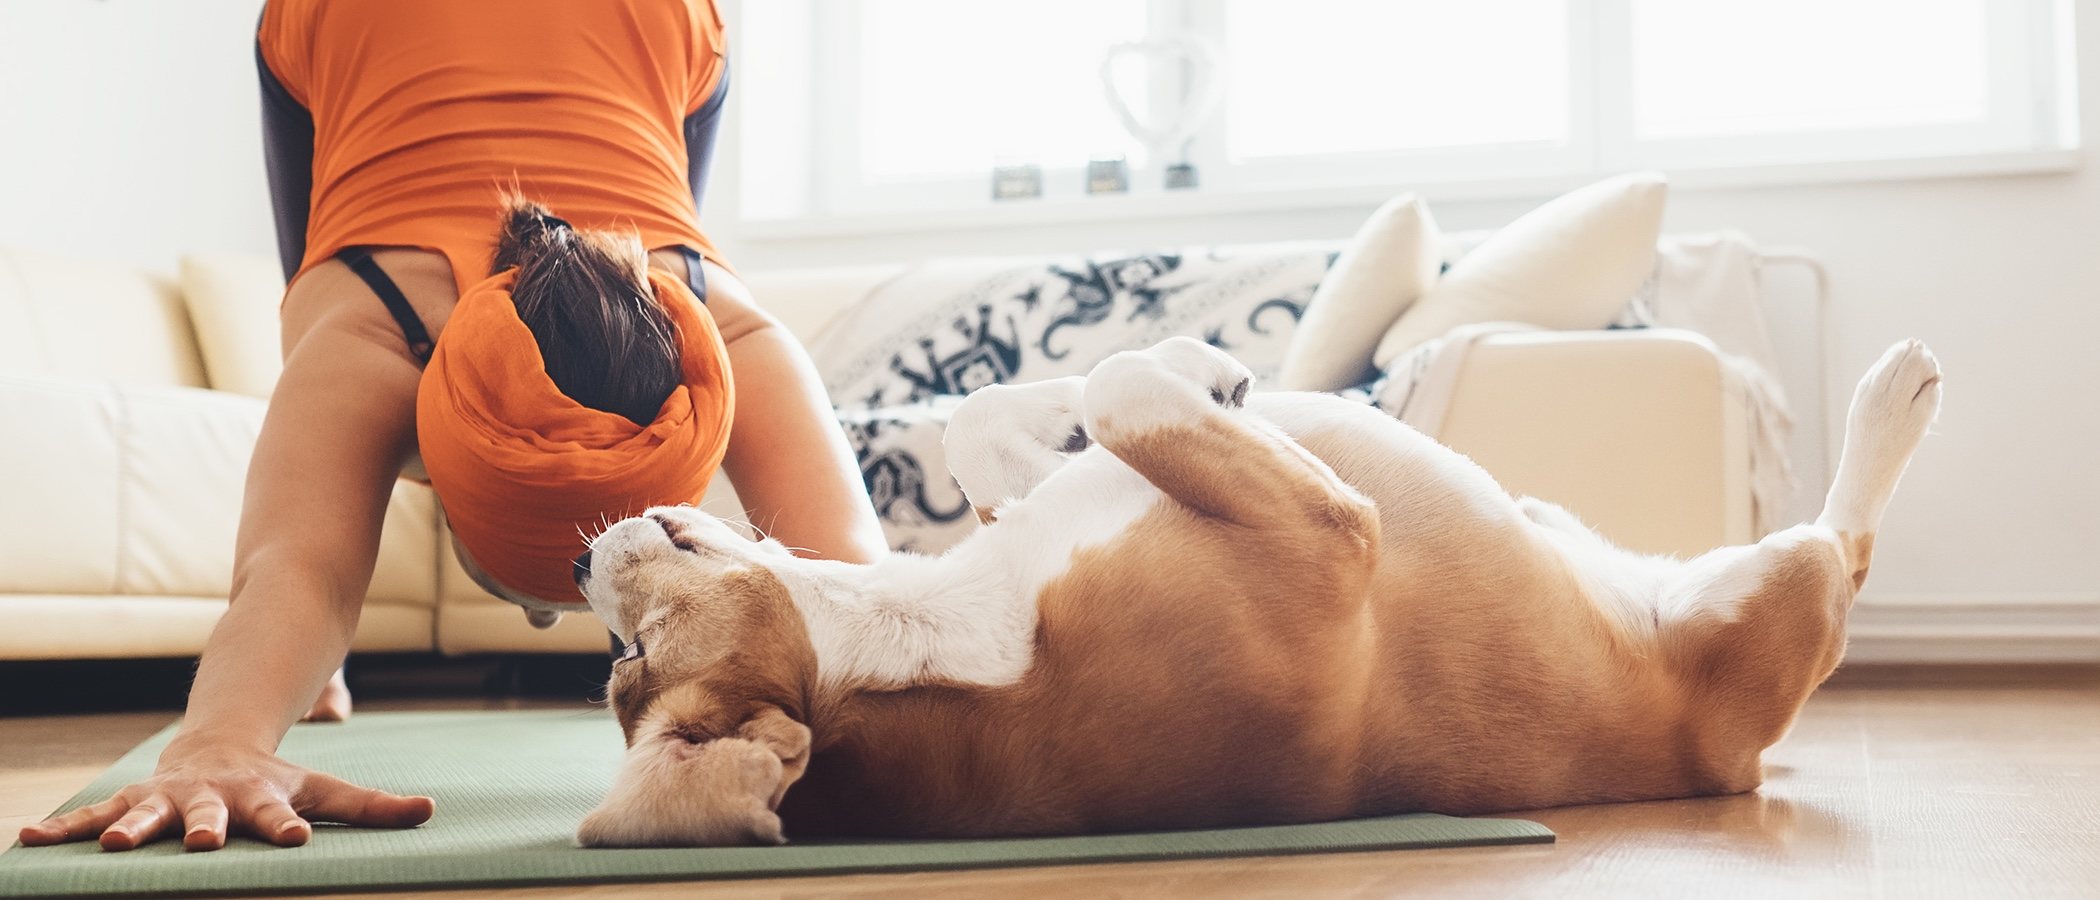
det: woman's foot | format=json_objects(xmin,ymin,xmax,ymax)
[{"xmin": 302, "ymin": 668, "xmax": 353, "ymax": 722}]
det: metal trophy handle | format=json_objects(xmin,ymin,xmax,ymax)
[{"xmin": 1099, "ymin": 34, "xmax": 1223, "ymax": 189}]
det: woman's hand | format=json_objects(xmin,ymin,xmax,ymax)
[
  {"xmin": 15, "ymin": 737, "xmax": 433, "ymax": 852},
  {"xmin": 15, "ymin": 264, "xmax": 443, "ymax": 855}
]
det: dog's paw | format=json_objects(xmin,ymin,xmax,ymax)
[
  {"xmin": 1140, "ymin": 336, "xmax": 1254, "ymax": 409},
  {"xmin": 951, "ymin": 376, "xmax": 1090, "ymax": 454},
  {"xmin": 944, "ymin": 376, "xmax": 1089, "ymax": 509},
  {"xmin": 1848, "ymin": 339, "xmax": 1942, "ymax": 456},
  {"xmin": 1082, "ymin": 337, "xmax": 1256, "ymax": 441}
]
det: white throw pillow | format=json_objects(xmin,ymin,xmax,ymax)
[
  {"xmin": 1276, "ymin": 194, "xmax": 1441, "ymax": 391},
  {"xmin": 180, "ymin": 254, "xmax": 288, "ymax": 398},
  {"xmin": 1370, "ymin": 173, "xmax": 1667, "ymax": 368}
]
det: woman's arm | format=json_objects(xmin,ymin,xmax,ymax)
[
  {"xmin": 699, "ymin": 261, "xmax": 888, "ymax": 564},
  {"xmin": 19, "ymin": 268, "xmax": 438, "ymax": 851}
]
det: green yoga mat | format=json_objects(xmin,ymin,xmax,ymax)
[{"xmin": 1, "ymin": 710, "xmax": 1551, "ymax": 897}]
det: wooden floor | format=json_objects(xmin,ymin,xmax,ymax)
[{"xmin": 4, "ymin": 667, "xmax": 2097, "ymax": 899}]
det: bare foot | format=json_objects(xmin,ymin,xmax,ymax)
[{"xmin": 302, "ymin": 668, "xmax": 353, "ymax": 722}]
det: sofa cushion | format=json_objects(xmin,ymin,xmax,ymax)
[
  {"xmin": 180, "ymin": 253, "xmax": 287, "ymax": 398},
  {"xmin": 0, "ymin": 374, "xmax": 438, "ymax": 609},
  {"xmin": 1278, "ymin": 194, "xmax": 1441, "ymax": 391},
  {"xmin": 0, "ymin": 247, "xmax": 208, "ymax": 387},
  {"xmin": 1371, "ymin": 173, "xmax": 1667, "ymax": 367}
]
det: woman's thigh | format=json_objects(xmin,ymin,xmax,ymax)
[{"xmin": 281, "ymin": 248, "xmax": 459, "ymax": 362}]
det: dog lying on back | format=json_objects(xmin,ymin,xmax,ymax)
[{"xmin": 571, "ymin": 337, "xmax": 1941, "ymax": 846}]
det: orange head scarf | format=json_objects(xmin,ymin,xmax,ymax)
[{"xmin": 417, "ymin": 268, "xmax": 735, "ymax": 609}]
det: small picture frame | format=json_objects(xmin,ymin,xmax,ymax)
[
  {"xmin": 1164, "ymin": 162, "xmax": 1199, "ymax": 190},
  {"xmin": 992, "ymin": 162, "xmax": 1043, "ymax": 201},
  {"xmin": 1086, "ymin": 155, "xmax": 1130, "ymax": 195}
]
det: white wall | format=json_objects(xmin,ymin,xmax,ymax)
[
  {"xmin": 0, "ymin": 1, "xmax": 276, "ymax": 273},
  {"xmin": 1, "ymin": 0, "xmax": 2094, "ymax": 657}
]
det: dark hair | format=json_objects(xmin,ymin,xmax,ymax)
[{"xmin": 491, "ymin": 194, "xmax": 681, "ymax": 426}]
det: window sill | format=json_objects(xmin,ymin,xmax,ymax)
[{"xmin": 730, "ymin": 148, "xmax": 2082, "ymax": 242}]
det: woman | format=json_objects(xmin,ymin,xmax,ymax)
[{"xmin": 19, "ymin": 0, "xmax": 884, "ymax": 852}]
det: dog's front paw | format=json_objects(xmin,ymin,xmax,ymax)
[
  {"xmin": 1082, "ymin": 337, "xmax": 1256, "ymax": 441},
  {"xmin": 1849, "ymin": 339, "xmax": 1942, "ymax": 456},
  {"xmin": 945, "ymin": 376, "xmax": 1090, "ymax": 509},
  {"xmin": 1139, "ymin": 336, "xmax": 1253, "ymax": 408},
  {"xmin": 951, "ymin": 376, "xmax": 1090, "ymax": 454}
]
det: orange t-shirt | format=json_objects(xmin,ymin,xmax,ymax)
[{"xmin": 258, "ymin": 0, "xmax": 727, "ymax": 295}]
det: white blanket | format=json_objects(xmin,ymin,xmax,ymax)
[{"xmin": 805, "ymin": 234, "xmax": 1797, "ymax": 553}]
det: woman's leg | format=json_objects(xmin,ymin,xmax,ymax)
[{"xmin": 704, "ymin": 266, "xmax": 888, "ymax": 563}]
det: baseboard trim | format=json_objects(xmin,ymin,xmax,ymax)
[{"xmin": 1843, "ymin": 593, "xmax": 2100, "ymax": 663}]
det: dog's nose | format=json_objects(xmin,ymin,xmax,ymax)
[{"xmin": 572, "ymin": 548, "xmax": 593, "ymax": 588}]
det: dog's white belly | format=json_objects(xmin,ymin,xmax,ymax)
[
  {"xmin": 807, "ymin": 444, "xmax": 1169, "ymax": 691},
  {"xmin": 852, "ymin": 390, "xmax": 1528, "ymax": 692},
  {"xmin": 947, "ymin": 448, "xmax": 1166, "ymax": 615}
]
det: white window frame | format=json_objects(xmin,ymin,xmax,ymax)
[{"xmin": 739, "ymin": 0, "xmax": 2079, "ymax": 233}]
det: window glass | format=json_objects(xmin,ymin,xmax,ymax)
[
  {"xmin": 856, "ymin": 0, "xmax": 1148, "ymax": 179},
  {"xmin": 1222, "ymin": 0, "xmax": 1569, "ymax": 160},
  {"xmin": 1630, "ymin": 0, "xmax": 1992, "ymax": 140}
]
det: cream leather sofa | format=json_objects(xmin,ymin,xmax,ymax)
[
  {"xmin": 0, "ymin": 247, "xmax": 623, "ymax": 659},
  {"xmin": 0, "ymin": 244, "xmax": 1755, "ymax": 662}
]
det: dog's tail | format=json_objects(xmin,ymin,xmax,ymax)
[{"xmin": 1813, "ymin": 339, "xmax": 1942, "ymax": 592}]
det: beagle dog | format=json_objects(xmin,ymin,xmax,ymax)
[{"xmin": 572, "ymin": 336, "xmax": 1942, "ymax": 846}]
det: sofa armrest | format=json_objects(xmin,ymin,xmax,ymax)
[
  {"xmin": 1434, "ymin": 329, "xmax": 1753, "ymax": 557},
  {"xmin": 0, "ymin": 375, "xmax": 439, "ymax": 611}
]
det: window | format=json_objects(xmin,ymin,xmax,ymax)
[
  {"xmin": 737, "ymin": 0, "xmax": 2078, "ymax": 223},
  {"xmin": 1218, "ymin": 1, "xmax": 1571, "ymax": 159},
  {"xmin": 852, "ymin": 0, "xmax": 1148, "ymax": 181}
]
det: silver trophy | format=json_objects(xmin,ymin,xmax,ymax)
[{"xmin": 1099, "ymin": 35, "xmax": 1223, "ymax": 191}]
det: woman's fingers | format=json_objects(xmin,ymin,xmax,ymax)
[
  {"xmin": 16, "ymin": 766, "xmax": 429, "ymax": 853},
  {"xmin": 16, "ymin": 796, "xmax": 132, "ymax": 846},
  {"xmin": 295, "ymin": 771, "xmax": 435, "ymax": 828},
  {"xmin": 180, "ymin": 797, "xmax": 230, "ymax": 851},
  {"xmin": 239, "ymin": 797, "xmax": 313, "ymax": 847},
  {"xmin": 98, "ymin": 796, "xmax": 177, "ymax": 851}
]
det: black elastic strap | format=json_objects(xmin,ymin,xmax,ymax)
[
  {"xmin": 680, "ymin": 246, "xmax": 709, "ymax": 304},
  {"xmin": 338, "ymin": 248, "xmax": 436, "ymax": 365}
]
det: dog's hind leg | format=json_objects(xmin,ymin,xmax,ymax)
[
  {"xmin": 1080, "ymin": 338, "xmax": 1379, "ymax": 557},
  {"xmin": 1815, "ymin": 339, "xmax": 1942, "ymax": 591},
  {"xmin": 1660, "ymin": 340, "xmax": 1940, "ymax": 649},
  {"xmin": 1643, "ymin": 341, "xmax": 1940, "ymax": 787},
  {"xmin": 943, "ymin": 376, "xmax": 1089, "ymax": 523}
]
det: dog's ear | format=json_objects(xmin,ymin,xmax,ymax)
[{"xmin": 575, "ymin": 706, "xmax": 810, "ymax": 848}]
